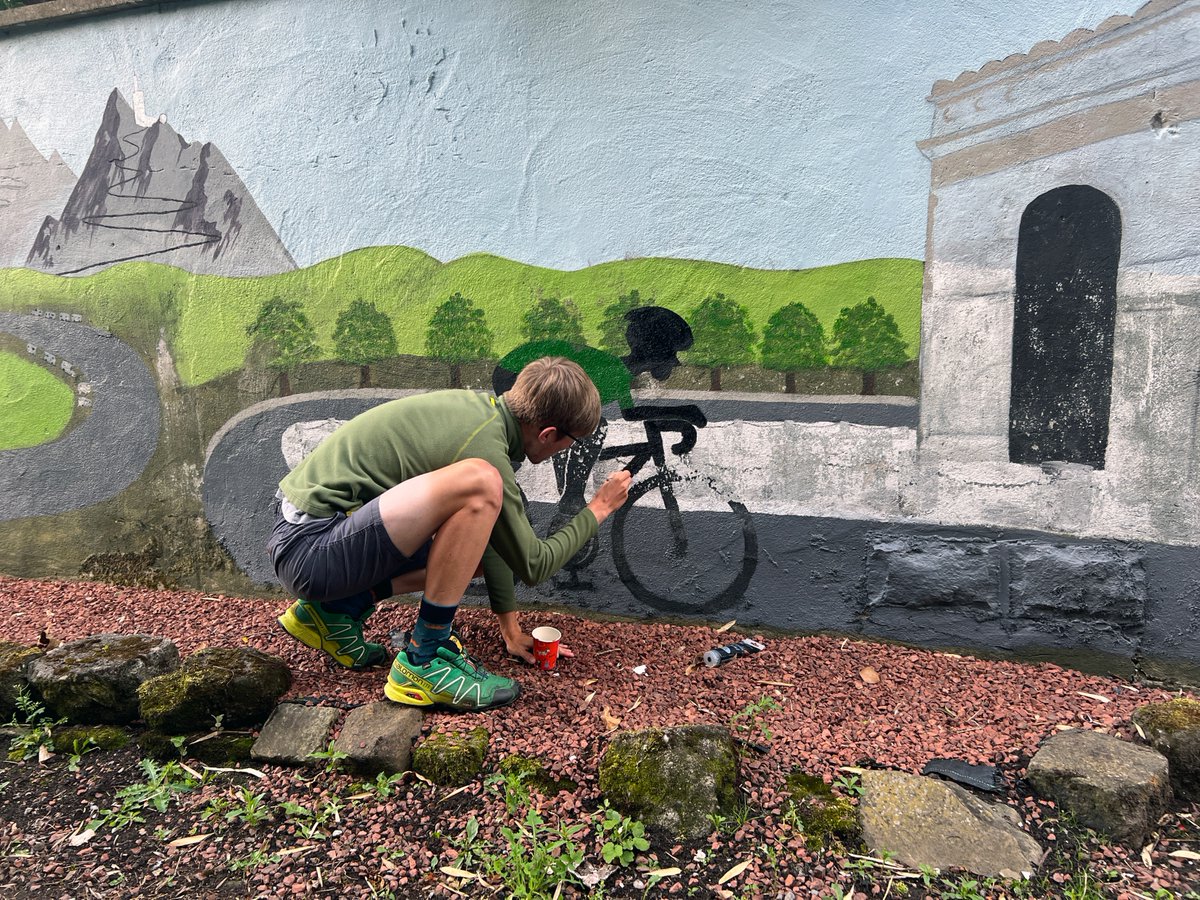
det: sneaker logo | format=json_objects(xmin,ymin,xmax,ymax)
[{"xmin": 429, "ymin": 667, "xmax": 484, "ymax": 707}]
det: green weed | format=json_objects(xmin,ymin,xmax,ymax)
[
  {"xmin": 595, "ymin": 804, "xmax": 650, "ymax": 867},
  {"xmin": 93, "ymin": 759, "xmax": 200, "ymax": 832},
  {"xmin": 307, "ymin": 742, "xmax": 349, "ymax": 774},
  {"xmin": 730, "ymin": 695, "xmax": 782, "ymax": 743},
  {"xmin": 5, "ymin": 687, "xmax": 63, "ymax": 761}
]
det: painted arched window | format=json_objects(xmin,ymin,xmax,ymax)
[{"xmin": 1009, "ymin": 185, "xmax": 1121, "ymax": 469}]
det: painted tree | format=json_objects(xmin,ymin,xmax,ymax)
[
  {"xmin": 522, "ymin": 296, "xmax": 585, "ymax": 345},
  {"xmin": 685, "ymin": 292, "xmax": 756, "ymax": 391},
  {"xmin": 828, "ymin": 295, "xmax": 908, "ymax": 395},
  {"xmin": 332, "ymin": 299, "xmax": 397, "ymax": 387},
  {"xmin": 245, "ymin": 295, "xmax": 319, "ymax": 397},
  {"xmin": 426, "ymin": 292, "xmax": 494, "ymax": 388},
  {"xmin": 599, "ymin": 289, "xmax": 653, "ymax": 356},
  {"xmin": 761, "ymin": 301, "xmax": 826, "ymax": 394}
]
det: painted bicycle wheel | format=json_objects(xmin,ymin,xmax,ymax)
[{"xmin": 609, "ymin": 472, "xmax": 758, "ymax": 615}]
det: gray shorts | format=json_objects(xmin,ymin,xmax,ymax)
[{"xmin": 267, "ymin": 495, "xmax": 431, "ymax": 603}]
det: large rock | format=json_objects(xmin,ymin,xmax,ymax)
[
  {"xmin": 252, "ymin": 703, "xmax": 342, "ymax": 767},
  {"xmin": 598, "ymin": 725, "xmax": 738, "ymax": 844},
  {"xmin": 26, "ymin": 634, "xmax": 179, "ymax": 725},
  {"xmin": 138, "ymin": 646, "xmax": 291, "ymax": 732},
  {"xmin": 859, "ymin": 770, "xmax": 1041, "ymax": 879},
  {"xmin": 1027, "ymin": 728, "xmax": 1170, "ymax": 846},
  {"xmin": 333, "ymin": 701, "xmax": 424, "ymax": 776},
  {"xmin": 1132, "ymin": 699, "xmax": 1200, "ymax": 802},
  {"xmin": 412, "ymin": 727, "xmax": 490, "ymax": 786},
  {"xmin": 0, "ymin": 642, "xmax": 43, "ymax": 719}
]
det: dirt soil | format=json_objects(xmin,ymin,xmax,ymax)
[{"xmin": 1, "ymin": 575, "xmax": 1198, "ymax": 900}]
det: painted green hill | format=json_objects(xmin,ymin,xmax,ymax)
[
  {"xmin": 0, "ymin": 249, "xmax": 923, "ymax": 387},
  {"xmin": 0, "ymin": 351, "xmax": 74, "ymax": 450}
]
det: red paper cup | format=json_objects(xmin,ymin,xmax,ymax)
[{"xmin": 531, "ymin": 626, "xmax": 562, "ymax": 671}]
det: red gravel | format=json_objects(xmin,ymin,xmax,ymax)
[{"xmin": 1, "ymin": 574, "xmax": 1198, "ymax": 899}]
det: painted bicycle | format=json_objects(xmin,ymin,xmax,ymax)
[{"xmin": 584, "ymin": 403, "xmax": 759, "ymax": 615}]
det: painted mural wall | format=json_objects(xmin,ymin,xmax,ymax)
[{"xmin": 2, "ymin": 0, "xmax": 1198, "ymax": 676}]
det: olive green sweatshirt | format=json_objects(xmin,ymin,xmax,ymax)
[{"xmin": 278, "ymin": 390, "xmax": 597, "ymax": 613}]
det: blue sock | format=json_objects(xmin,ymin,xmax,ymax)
[{"xmin": 407, "ymin": 595, "xmax": 457, "ymax": 665}]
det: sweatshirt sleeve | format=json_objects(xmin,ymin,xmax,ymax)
[
  {"xmin": 489, "ymin": 462, "xmax": 598, "ymax": 586},
  {"xmin": 482, "ymin": 545, "xmax": 518, "ymax": 614}
]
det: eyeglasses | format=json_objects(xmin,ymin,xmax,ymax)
[{"xmin": 556, "ymin": 426, "xmax": 581, "ymax": 444}]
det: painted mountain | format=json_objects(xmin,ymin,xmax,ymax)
[
  {"xmin": 27, "ymin": 89, "xmax": 295, "ymax": 276},
  {"xmin": 0, "ymin": 119, "xmax": 76, "ymax": 269}
]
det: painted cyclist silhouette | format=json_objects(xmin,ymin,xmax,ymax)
[{"xmin": 493, "ymin": 307, "xmax": 757, "ymax": 614}]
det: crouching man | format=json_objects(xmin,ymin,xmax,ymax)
[{"xmin": 268, "ymin": 357, "xmax": 631, "ymax": 712}]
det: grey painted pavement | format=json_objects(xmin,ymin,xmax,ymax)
[{"xmin": 0, "ymin": 312, "xmax": 160, "ymax": 520}]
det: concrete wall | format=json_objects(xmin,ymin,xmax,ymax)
[{"xmin": 4, "ymin": 0, "xmax": 1199, "ymax": 677}]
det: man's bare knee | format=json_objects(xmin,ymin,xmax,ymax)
[{"xmin": 457, "ymin": 458, "xmax": 503, "ymax": 511}]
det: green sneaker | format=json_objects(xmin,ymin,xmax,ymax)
[
  {"xmin": 385, "ymin": 644, "xmax": 520, "ymax": 711},
  {"xmin": 278, "ymin": 599, "xmax": 388, "ymax": 670}
]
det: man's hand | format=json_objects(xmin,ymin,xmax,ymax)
[
  {"xmin": 497, "ymin": 610, "xmax": 574, "ymax": 664},
  {"xmin": 586, "ymin": 469, "xmax": 632, "ymax": 526}
]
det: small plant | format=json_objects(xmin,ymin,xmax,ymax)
[
  {"xmin": 6, "ymin": 687, "xmax": 63, "ymax": 760},
  {"xmin": 278, "ymin": 799, "xmax": 339, "ymax": 839},
  {"xmin": 596, "ymin": 804, "xmax": 650, "ymax": 867},
  {"xmin": 728, "ymin": 797, "xmax": 754, "ymax": 830},
  {"xmin": 832, "ymin": 772, "xmax": 864, "ymax": 798},
  {"xmin": 938, "ymin": 874, "xmax": 988, "ymax": 900},
  {"xmin": 308, "ymin": 742, "xmax": 349, "ymax": 774},
  {"xmin": 491, "ymin": 807, "xmax": 586, "ymax": 898},
  {"xmin": 780, "ymin": 799, "xmax": 805, "ymax": 833},
  {"xmin": 729, "ymin": 695, "xmax": 782, "ymax": 742},
  {"xmin": 359, "ymin": 770, "xmax": 406, "ymax": 799},
  {"xmin": 453, "ymin": 802, "xmax": 586, "ymax": 898},
  {"xmin": 93, "ymin": 759, "xmax": 199, "ymax": 832},
  {"xmin": 200, "ymin": 794, "xmax": 234, "ymax": 824},
  {"xmin": 223, "ymin": 786, "xmax": 272, "ymax": 827},
  {"xmin": 455, "ymin": 816, "xmax": 481, "ymax": 868},
  {"xmin": 486, "ymin": 767, "xmax": 532, "ymax": 815},
  {"xmin": 66, "ymin": 736, "xmax": 99, "ymax": 772}
]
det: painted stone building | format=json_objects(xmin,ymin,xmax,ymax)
[{"xmin": 917, "ymin": 0, "xmax": 1200, "ymax": 548}]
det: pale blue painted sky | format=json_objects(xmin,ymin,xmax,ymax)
[{"xmin": 1, "ymin": 0, "xmax": 1143, "ymax": 270}]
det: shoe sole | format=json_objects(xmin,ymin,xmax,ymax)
[
  {"xmin": 277, "ymin": 614, "xmax": 384, "ymax": 670},
  {"xmin": 383, "ymin": 676, "xmax": 521, "ymax": 713}
]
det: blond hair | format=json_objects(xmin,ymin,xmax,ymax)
[{"xmin": 505, "ymin": 357, "xmax": 601, "ymax": 437}]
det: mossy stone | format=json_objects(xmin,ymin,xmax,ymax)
[
  {"xmin": 598, "ymin": 725, "xmax": 738, "ymax": 844},
  {"xmin": 785, "ymin": 769, "xmax": 860, "ymax": 850},
  {"xmin": 1132, "ymin": 699, "xmax": 1200, "ymax": 801},
  {"xmin": 26, "ymin": 634, "xmax": 179, "ymax": 725},
  {"xmin": 138, "ymin": 646, "xmax": 291, "ymax": 732},
  {"xmin": 0, "ymin": 642, "xmax": 43, "ymax": 719},
  {"xmin": 412, "ymin": 727, "xmax": 490, "ymax": 786},
  {"xmin": 52, "ymin": 724, "xmax": 130, "ymax": 752},
  {"xmin": 498, "ymin": 754, "xmax": 578, "ymax": 794}
]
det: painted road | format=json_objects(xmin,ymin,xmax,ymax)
[
  {"xmin": 202, "ymin": 389, "xmax": 916, "ymax": 585},
  {"xmin": 0, "ymin": 312, "xmax": 160, "ymax": 520}
]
